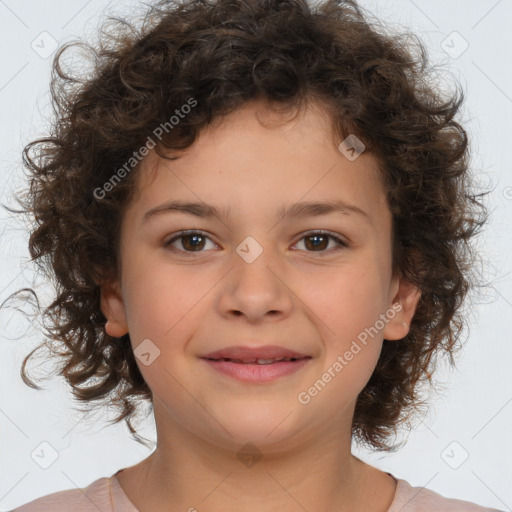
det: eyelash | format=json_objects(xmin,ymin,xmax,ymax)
[{"xmin": 163, "ymin": 230, "xmax": 348, "ymax": 256}]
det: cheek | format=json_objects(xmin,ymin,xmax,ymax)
[
  {"xmin": 122, "ymin": 260, "xmax": 217, "ymax": 355},
  {"xmin": 301, "ymin": 263, "xmax": 387, "ymax": 342},
  {"xmin": 300, "ymin": 264, "xmax": 386, "ymax": 389},
  {"xmin": 120, "ymin": 267, "xmax": 205, "ymax": 398}
]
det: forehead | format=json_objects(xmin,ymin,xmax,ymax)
[{"xmin": 128, "ymin": 100, "xmax": 390, "ymax": 229}]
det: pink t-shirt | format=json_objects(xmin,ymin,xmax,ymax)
[{"xmin": 11, "ymin": 471, "xmax": 503, "ymax": 511}]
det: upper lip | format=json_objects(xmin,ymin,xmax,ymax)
[{"xmin": 201, "ymin": 345, "xmax": 311, "ymax": 361}]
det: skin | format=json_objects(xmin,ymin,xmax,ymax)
[{"xmin": 101, "ymin": 98, "xmax": 421, "ymax": 512}]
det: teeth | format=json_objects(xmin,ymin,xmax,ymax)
[
  {"xmin": 215, "ymin": 357, "xmax": 297, "ymax": 364},
  {"xmin": 234, "ymin": 357, "xmax": 292, "ymax": 364}
]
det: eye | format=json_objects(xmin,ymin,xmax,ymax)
[
  {"xmin": 164, "ymin": 230, "xmax": 217, "ymax": 254},
  {"xmin": 163, "ymin": 229, "xmax": 348, "ymax": 255},
  {"xmin": 293, "ymin": 230, "xmax": 348, "ymax": 253}
]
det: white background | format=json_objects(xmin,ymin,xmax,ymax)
[{"xmin": 0, "ymin": 0, "xmax": 511, "ymax": 510}]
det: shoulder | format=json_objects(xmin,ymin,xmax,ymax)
[
  {"xmin": 11, "ymin": 476, "xmax": 112, "ymax": 512},
  {"xmin": 389, "ymin": 478, "xmax": 504, "ymax": 512}
]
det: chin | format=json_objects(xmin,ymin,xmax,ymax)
[{"xmin": 203, "ymin": 403, "xmax": 303, "ymax": 449}]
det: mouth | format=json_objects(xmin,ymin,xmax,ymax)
[{"xmin": 199, "ymin": 346, "xmax": 312, "ymax": 382}]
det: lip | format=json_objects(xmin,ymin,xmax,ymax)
[
  {"xmin": 201, "ymin": 358, "xmax": 312, "ymax": 383},
  {"xmin": 199, "ymin": 345, "xmax": 312, "ymax": 383},
  {"xmin": 201, "ymin": 345, "xmax": 310, "ymax": 361}
]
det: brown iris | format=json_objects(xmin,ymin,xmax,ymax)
[
  {"xmin": 304, "ymin": 234, "xmax": 329, "ymax": 251},
  {"xmin": 181, "ymin": 234, "xmax": 206, "ymax": 251}
]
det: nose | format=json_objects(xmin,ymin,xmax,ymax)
[{"xmin": 216, "ymin": 244, "xmax": 293, "ymax": 324}]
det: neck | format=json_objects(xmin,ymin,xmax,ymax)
[{"xmin": 116, "ymin": 397, "xmax": 396, "ymax": 512}]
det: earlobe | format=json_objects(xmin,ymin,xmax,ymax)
[
  {"xmin": 383, "ymin": 277, "xmax": 422, "ymax": 341},
  {"xmin": 99, "ymin": 279, "xmax": 129, "ymax": 338}
]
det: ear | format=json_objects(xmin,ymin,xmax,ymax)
[
  {"xmin": 99, "ymin": 278, "xmax": 129, "ymax": 338},
  {"xmin": 382, "ymin": 273, "xmax": 421, "ymax": 341}
]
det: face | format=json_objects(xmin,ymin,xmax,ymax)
[{"xmin": 101, "ymin": 99, "xmax": 420, "ymax": 453}]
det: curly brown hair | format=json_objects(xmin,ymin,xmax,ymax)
[{"xmin": 5, "ymin": 0, "xmax": 489, "ymax": 452}]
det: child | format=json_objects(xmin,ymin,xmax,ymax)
[{"xmin": 8, "ymin": 0, "xmax": 503, "ymax": 510}]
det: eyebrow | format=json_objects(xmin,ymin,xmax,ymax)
[{"xmin": 142, "ymin": 199, "xmax": 370, "ymax": 225}]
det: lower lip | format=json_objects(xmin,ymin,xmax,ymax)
[{"xmin": 200, "ymin": 358, "xmax": 311, "ymax": 383}]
